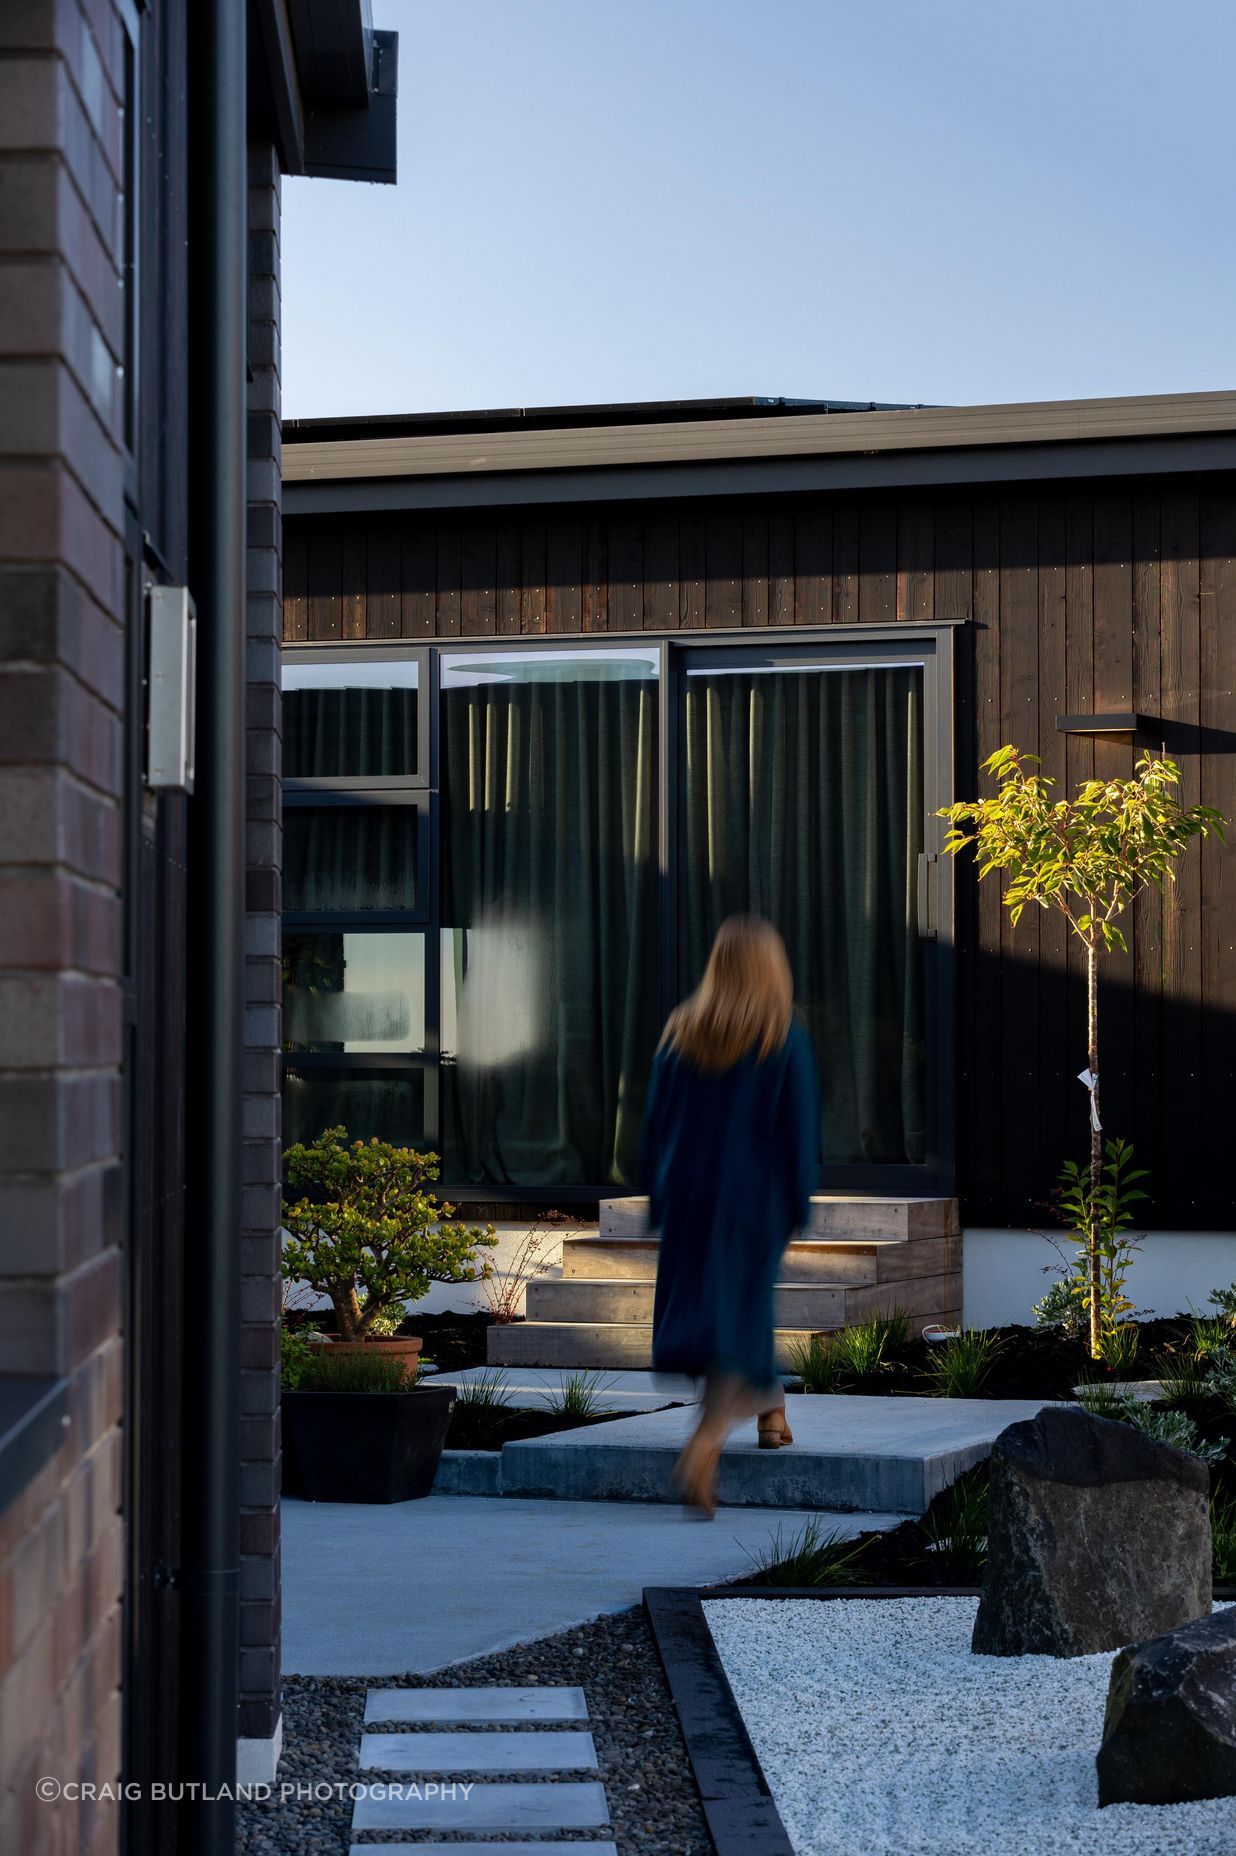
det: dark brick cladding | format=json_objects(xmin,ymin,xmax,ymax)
[
  {"xmin": 240, "ymin": 140, "xmax": 283, "ymax": 1747},
  {"xmin": 0, "ymin": 4, "xmax": 128, "ymax": 1850}
]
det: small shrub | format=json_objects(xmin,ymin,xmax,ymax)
[
  {"xmin": 281, "ymin": 1127, "xmax": 495, "ymax": 1341},
  {"xmin": 543, "ymin": 1370, "xmax": 616, "ymax": 1418},
  {"xmin": 1125, "ymin": 1402, "xmax": 1228, "ymax": 1465},
  {"xmin": 1207, "ymin": 1283, "xmax": 1236, "ymax": 1324},
  {"xmin": 1053, "ymin": 1138, "xmax": 1149, "ymax": 1360},
  {"xmin": 280, "ymin": 1322, "xmax": 325, "ymax": 1391},
  {"xmin": 1155, "ymin": 1353, "xmax": 1211, "ymax": 1408},
  {"xmin": 453, "ymin": 1367, "xmax": 510, "ymax": 1411},
  {"xmin": 1201, "ymin": 1344, "xmax": 1236, "ymax": 1412},
  {"xmin": 361, "ymin": 1298, "xmax": 408, "ymax": 1337},
  {"xmin": 451, "ymin": 1368, "xmax": 511, "ymax": 1438},
  {"xmin": 917, "ymin": 1469, "xmax": 988, "ymax": 1580},
  {"xmin": 1074, "ymin": 1379, "xmax": 1130, "ymax": 1420},
  {"xmin": 745, "ymin": 1518, "xmax": 868, "ymax": 1587},
  {"xmin": 787, "ymin": 1333, "xmax": 844, "ymax": 1394},
  {"xmin": 483, "ymin": 1208, "xmax": 569, "ymax": 1324},
  {"xmin": 1076, "ymin": 1384, "xmax": 1228, "ymax": 1465},
  {"xmin": 1212, "ymin": 1492, "xmax": 1236, "ymax": 1584},
  {"xmin": 295, "ymin": 1346, "xmax": 416, "ymax": 1394},
  {"xmin": 1033, "ymin": 1274, "xmax": 1088, "ymax": 1340},
  {"xmin": 925, "ymin": 1329, "xmax": 1002, "ymax": 1399},
  {"xmin": 1098, "ymin": 1323, "xmax": 1141, "ymax": 1378},
  {"xmin": 830, "ymin": 1309, "xmax": 910, "ymax": 1379},
  {"xmin": 1193, "ymin": 1316, "xmax": 1233, "ymax": 1364}
]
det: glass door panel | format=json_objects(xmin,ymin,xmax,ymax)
[
  {"xmin": 678, "ymin": 657, "xmax": 925, "ymax": 1169},
  {"xmin": 438, "ymin": 647, "xmax": 661, "ymax": 1189}
]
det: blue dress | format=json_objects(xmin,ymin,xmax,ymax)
[{"xmin": 640, "ymin": 1017, "xmax": 820, "ymax": 1391}]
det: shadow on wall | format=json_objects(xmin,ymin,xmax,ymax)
[{"xmin": 956, "ymin": 920, "xmax": 1233, "ymax": 1233}]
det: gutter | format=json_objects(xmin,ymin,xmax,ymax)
[{"xmin": 180, "ymin": 3, "xmax": 246, "ymax": 1849}]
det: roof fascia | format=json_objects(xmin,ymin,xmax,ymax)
[{"xmin": 284, "ymin": 431, "xmax": 1236, "ymax": 518}]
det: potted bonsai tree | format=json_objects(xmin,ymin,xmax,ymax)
[{"xmin": 281, "ymin": 1126, "xmax": 495, "ymax": 1502}]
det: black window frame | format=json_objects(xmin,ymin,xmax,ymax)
[{"xmin": 281, "ymin": 624, "xmax": 956, "ymax": 1200}]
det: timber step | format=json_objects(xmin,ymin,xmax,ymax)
[
  {"xmin": 561, "ymin": 1236, "xmax": 893, "ymax": 1285},
  {"xmin": 527, "ymin": 1278, "xmax": 848, "ymax": 1328},
  {"xmin": 486, "ymin": 1321, "xmax": 827, "ymax": 1372},
  {"xmin": 600, "ymin": 1194, "xmax": 959, "ymax": 1242}
]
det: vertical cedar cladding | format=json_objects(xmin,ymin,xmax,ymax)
[{"xmin": 281, "ymin": 484, "xmax": 1236, "ymax": 1227}]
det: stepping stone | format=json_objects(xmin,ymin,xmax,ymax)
[
  {"xmin": 350, "ymin": 1845, "xmax": 617, "ymax": 1856},
  {"xmin": 358, "ymin": 1729, "xmax": 598, "ymax": 1772},
  {"xmin": 351, "ymin": 1779, "xmax": 610, "ymax": 1832},
  {"xmin": 364, "ymin": 1685, "xmax": 588, "ymax": 1723}
]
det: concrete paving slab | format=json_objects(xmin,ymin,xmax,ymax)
[
  {"xmin": 434, "ymin": 1365, "xmax": 698, "ymax": 1410},
  {"xmin": 358, "ymin": 1730, "xmax": 598, "ymax": 1772},
  {"xmin": 351, "ymin": 1779, "xmax": 610, "ymax": 1832},
  {"xmin": 350, "ymin": 1847, "xmax": 618, "ymax": 1856},
  {"xmin": 283, "ymin": 1494, "xmax": 899, "ymax": 1675},
  {"xmin": 364, "ymin": 1686, "xmax": 589, "ymax": 1723},
  {"xmin": 500, "ymin": 1393, "xmax": 1050, "ymax": 1514}
]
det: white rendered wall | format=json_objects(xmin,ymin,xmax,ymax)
[
  {"xmin": 285, "ymin": 1223, "xmax": 587, "ymax": 1321},
  {"xmin": 963, "ymin": 1228, "xmax": 1236, "ymax": 1329},
  {"xmin": 411, "ymin": 1221, "xmax": 586, "ymax": 1316}
]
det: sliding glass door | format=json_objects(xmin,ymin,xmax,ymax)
[
  {"xmin": 438, "ymin": 647, "xmax": 661, "ymax": 1189},
  {"xmin": 677, "ymin": 648, "xmax": 929, "ymax": 1177},
  {"xmin": 281, "ymin": 628, "xmax": 953, "ymax": 1196}
]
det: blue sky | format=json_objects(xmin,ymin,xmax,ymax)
[{"xmin": 282, "ymin": 0, "xmax": 1236, "ymax": 418}]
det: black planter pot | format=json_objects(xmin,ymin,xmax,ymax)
[{"xmin": 282, "ymin": 1384, "xmax": 456, "ymax": 1503}]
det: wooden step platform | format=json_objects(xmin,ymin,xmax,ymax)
[{"xmin": 487, "ymin": 1194, "xmax": 962, "ymax": 1370}]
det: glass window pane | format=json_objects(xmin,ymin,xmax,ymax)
[
  {"xmin": 679, "ymin": 662, "xmax": 925, "ymax": 1167},
  {"xmin": 283, "ymin": 659, "xmax": 419, "ymax": 779},
  {"xmin": 439, "ymin": 648, "xmax": 660, "ymax": 1189},
  {"xmin": 284, "ymin": 803, "xmax": 421, "ymax": 915},
  {"xmin": 282, "ymin": 1066, "xmax": 426, "ymax": 1150},
  {"xmin": 284, "ymin": 931, "xmax": 425, "ymax": 1053}
]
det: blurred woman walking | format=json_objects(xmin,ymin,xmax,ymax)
[{"xmin": 641, "ymin": 915, "xmax": 819, "ymax": 1517}]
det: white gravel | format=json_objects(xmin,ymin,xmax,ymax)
[{"xmin": 704, "ymin": 1596, "xmax": 1236, "ymax": 1856}]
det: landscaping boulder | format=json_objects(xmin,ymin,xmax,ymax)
[
  {"xmin": 972, "ymin": 1404, "xmax": 1210, "ymax": 1658},
  {"xmin": 1097, "ymin": 1608, "xmax": 1236, "ymax": 1805}
]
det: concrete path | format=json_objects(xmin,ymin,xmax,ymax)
[
  {"xmin": 499, "ymin": 1393, "xmax": 1049, "ymax": 1514},
  {"xmin": 282, "ymin": 1493, "xmax": 899, "ymax": 1675},
  {"xmin": 432, "ymin": 1365, "xmax": 698, "ymax": 1411}
]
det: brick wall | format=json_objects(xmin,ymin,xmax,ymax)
[
  {"xmin": 0, "ymin": 3, "xmax": 129, "ymax": 1852},
  {"xmin": 240, "ymin": 141, "xmax": 284, "ymax": 1753}
]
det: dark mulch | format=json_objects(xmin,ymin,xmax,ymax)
[
  {"xmin": 819, "ymin": 1316, "xmax": 1197, "ymax": 1403},
  {"xmin": 234, "ymin": 1607, "xmax": 710, "ymax": 1856},
  {"xmin": 448, "ymin": 1403, "xmax": 680, "ymax": 1452}
]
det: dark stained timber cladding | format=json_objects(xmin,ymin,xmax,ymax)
[{"xmin": 279, "ymin": 483, "xmax": 1236, "ymax": 1227}]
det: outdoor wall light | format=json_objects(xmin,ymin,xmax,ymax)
[{"xmin": 146, "ymin": 583, "xmax": 198, "ymax": 792}]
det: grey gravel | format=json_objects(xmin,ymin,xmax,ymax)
[{"xmin": 235, "ymin": 1606, "xmax": 710, "ymax": 1856}]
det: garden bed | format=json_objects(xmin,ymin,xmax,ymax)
[
  {"xmin": 789, "ymin": 1315, "xmax": 1198, "ymax": 1403},
  {"xmin": 446, "ymin": 1402, "xmax": 675, "ymax": 1452},
  {"xmin": 702, "ymin": 1593, "xmax": 1236, "ymax": 1856}
]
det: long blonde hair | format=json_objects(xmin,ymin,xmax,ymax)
[{"xmin": 661, "ymin": 915, "xmax": 794, "ymax": 1072}]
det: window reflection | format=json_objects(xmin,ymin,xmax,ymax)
[
  {"xmin": 283, "ymin": 659, "xmax": 419, "ymax": 780},
  {"xmin": 284, "ymin": 932, "xmax": 425, "ymax": 1053}
]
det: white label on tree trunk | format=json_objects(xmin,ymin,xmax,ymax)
[{"xmin": 1077, "ymin": 1069, "xmax": 1102, "ymax": 1132}]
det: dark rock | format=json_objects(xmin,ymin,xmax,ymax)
[
  {"xmin": 1097, "ymin": 1608, "xmax": 1236, "ymax": 1805},
  {"xmin": 972, "ymin": 1404, "xmax": 1211, "ymax": 1658}
]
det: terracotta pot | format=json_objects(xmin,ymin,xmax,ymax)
[{"xmin": 326, "ymin": 1334, "xmax": 423, "ymax": 1383}]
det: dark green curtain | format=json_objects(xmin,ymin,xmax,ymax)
[
  {"xmin": 284, "ymin": 805, "xmax": 420, "ymax": 914},
  {"xmin": 440, "ymin": 675, "xmax": 660, "ymax": 1188},
  {"xmin": 284, "ymin": 685, "xmax": 418, "ymax": 779},
  {"xmin": 680, "ymin": 666, "xmax": 924, "ymax": 1166}
]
